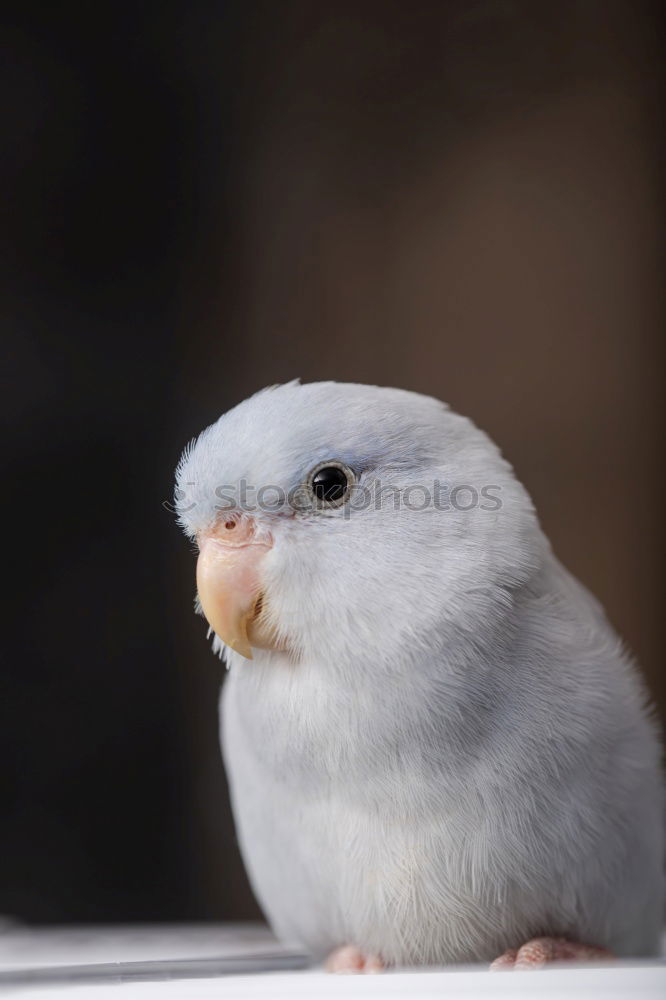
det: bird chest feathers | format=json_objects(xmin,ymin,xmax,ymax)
[{"xmin": 219, "ymin": 664, "xmax": 506, "ymax": 963}]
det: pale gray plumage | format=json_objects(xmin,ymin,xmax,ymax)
[{"xmin": 175, "ymin": 380, "xmax": 663, "ymax": 965}]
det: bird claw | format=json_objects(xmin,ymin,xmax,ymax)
[
  {"xmin": 490, "ymin": 936, "xmax": 613, "ymax": 970},
  {"xmin": 325, "ymin": 945, "xmax": 384, "ymax": 973}
]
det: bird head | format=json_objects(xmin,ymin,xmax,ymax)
[{"xmin": 174, "ymin": 381, "xmax": 542, "ymax": 669}]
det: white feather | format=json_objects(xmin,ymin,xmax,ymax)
[{"xmin": 177, "ymin": 381, "xmax": 663, "ymax": 964}]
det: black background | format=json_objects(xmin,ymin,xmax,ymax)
[{"xmin": 3, "ymin": 1, "xmax": 251, "ymax": 922}]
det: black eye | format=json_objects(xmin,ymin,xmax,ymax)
[{"xmin": 308, "ymin": 461, "xmax": 354, "ymax": 507}]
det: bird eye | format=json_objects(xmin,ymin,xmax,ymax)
[{"xmin": 307, "ymin": 461, "xmax": 354, "ymax": 508}]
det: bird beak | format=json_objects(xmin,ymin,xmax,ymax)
[{"xmin": 196, "ymin": 517, "xmax": 273, "ymax": 660}]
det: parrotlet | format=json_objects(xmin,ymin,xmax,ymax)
[{"xmin": 174, "ymin": 381, "xmax": 663, "ymax": 971}]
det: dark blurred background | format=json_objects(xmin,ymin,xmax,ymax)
[{"xmin": 2, "ymin": 1, "xmax": 663, "ymax": 923}]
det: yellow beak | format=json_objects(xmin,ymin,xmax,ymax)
[{"xmin": 196, "ymin": 520, "xmax": 272, "ymax": 659}]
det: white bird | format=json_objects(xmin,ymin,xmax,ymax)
[{"xmin": 174, "ymin": 380, "xmax": 663, "ymax": 971}]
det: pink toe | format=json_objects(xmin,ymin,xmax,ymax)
[
  {"xmin": 494, "ymin": 936, "xmax": 614, "ymax": 971},
  {"xmin": 325, "ymin": 945, "xmax": 385, "ymax": 974},
  {"xmin": 362, "ymin": 954, "xmax": 385, "ymax": 974},
  {"xmin": 325, "ymin": 945, "xmax": 365, "ymax": 973},
  {"xmin": 490, "ymin": 948, "xmax": 518, "ymax": 970}
]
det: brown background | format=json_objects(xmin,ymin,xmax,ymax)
[{"xmin": 3, "ymin": 1, "xmax": 663, "ymax": 922}]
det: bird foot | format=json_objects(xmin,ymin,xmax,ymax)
[
  {"xmin": 325, "ymin": 945, "xmax": 384, "ymax": 973},
  {"xmin": 490, "ymin": 936, "xmax": 613, "ymax": 970}
]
